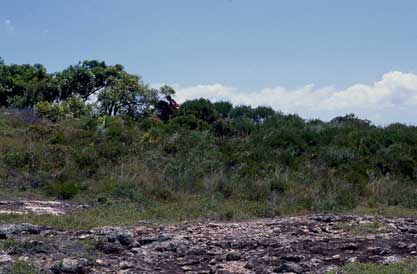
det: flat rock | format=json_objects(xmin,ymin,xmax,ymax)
[{"xmin": 2, "ymin": 214, "xmax": 417, "ymax": 273}]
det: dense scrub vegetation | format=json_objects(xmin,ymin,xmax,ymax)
[{"xmin": 1, "ymin": 58, "xmax": 417, "ymax": 221}]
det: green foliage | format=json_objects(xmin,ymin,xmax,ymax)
[
  {"xmin": 110, "ymin": 182, "xmax": 145, "ymax": 203},
  {"xmin": 178, "ymin": 98, "xmax": 219, "ymax": 123},
  {"xmin": 3, "ymin": 149, "xmax": 34, "ymax": 169},
  {"xmin": 0, "ymin": 59, "xmax": 161, "ymax": 119},
  {"xmin": 97, "ymin": 71, "xmax": 154, "ymax": 117},
  {"xmin": 159, "ymin": 85, "xmax": 176, "ymax": 97},
  {"xmin": 3, "ymin": 105, "xmax": 417, "ymax": 216},
  {"xmin": 335, "ymin": 221, "xmax": 384, "ymax": 235},
  {"xmin": 211, "ymin": 119, "xmax": 234, "ymax": 137},
  {"xmin": 46, "ymin": 182, "xmax": 83, "ymax": 200},
  {"xmin": 6, "ymin": 260, "xmax": 38, "ymax": 274},
  {"xmin": 229, "ymin": 105, "xmax": 253, "ymax": 119},
  {"xmin": 3, "ymin": 59, "xmax": 417, "ymax": 220},
  {"xmin": 62, "ymin": 97, "xmax": 90, "ymax": 118},
  {"xmin": 328, "ymin": 259, "xmax": 417, "ymax": 274},
  {"xmin": 213, "ymin": 101, "xmax": 233, "ymax": 118},
  {"xmin": 0, "ymin": 62, "xmax": 59, "ymax": 108},
  {"xmin": 34, "ymin": 101, "xmax": 64, "ymax": 122},
  {"xmin": 168, "ymin": 115, "xmax": 209, "ymax": 130}
]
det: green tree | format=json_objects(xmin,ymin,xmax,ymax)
[
  {"xmin": 62, "ymin": 97, "xmax": 91, "ymax": 118},
  {"xmin": 159, "ymin": 85, "xmax": 176, "ymax": 97},
  {"xmin": 213, "ymin": 101, "xmax": 233, "ymax": 118},
  {"xmin": 0, "ymin": 62, "xmax": 58, "ymax": 108},
  {"xmin": 97, "ymin": 71, "xmax": 156, "ymax": 117},
  {"xmin": 178, "ymin": 98, "xmax": 219, "ymax": 123}
]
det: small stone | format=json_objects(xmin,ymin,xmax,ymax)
[
  {"xmin": 245, "ymin": 258, "xmax": 256, "ymax": 269},
  {"xmin": 308, "ymin": 258, "xmax": 322, "ymax": 267},
  {"xmin": 332, "ymin": 254, "xmax": 341, "ymax": 260},
  {"xmin": 282, "ymin": 254, "xmax": 305, "ymax": 262},
  {"xmin": 119, "ymin": 261, "xmax": 134, "ymax": 269},
  {"xmin": 182, "ymin": 265, "xmax": 193, "ymax": 271},
  {"xmin": 78, "ymin": 234, "xmax": 91, "ymax": 240},
  {"xmin": 96, "ymin": 241, "xmax": 124, "ymax": 254},
  {"xmin": 186, "ymin": 247, "xmax": 207, "ymax": 256},
  {"xmin": 18, "ymin": 256, "xmax": 30, "ymax": 262},
  {"xmin": 158, "ymin": 234, "xmax": 173, "ymax": 242},
  {"xmin": 117, "ymin": 270, "xmax": 132, "ymax": 274},
  {"xmin": 342, "ymin": 243, "xmax": 358, "ymax": 250},
  {"xmin": 382, "ymin": 255, "xmax": 401, "ymax": 265},
  {"xmin": 0, "ymin": 254, "xmax": 14, "ymax": 264},
  {"xmin": 225, "ymin": 251, "xmax": 241, "ymax": 261},
  {"xmin": 273, "ymin": 262, "xmax": 303, "ymax": 273},
  {"xmin": 90, "ymin": 226, "xmax": 133, "ymax": 246},
  {"xmin": 60, "ymin": 258, "xmax": 84, "ymax": 273},
  {"xmin": 321, "ymin": 265, "xmax": 338, "ymax": 273},
  {"xmin": 310, "ymin": 227, "xmax": 322, "ymax": 233},
  {"xmin": 347, "ymin": 257, "xmax": 357, "ymax": 263},
  {"xmin": 139, "ymin": 237, "xmax": 158, "ymax": 245}
]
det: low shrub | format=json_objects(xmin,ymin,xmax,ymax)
[
  {"xmin": 34, "ymin": 101, "xmax": 64, "ymax": 122},
  {"xmin": 2, "ymin": 149, "xmax": 34, "ymax": 169},
  {"xmin": 46, "ymin": 181, "xmax": 83, "ymax": 200}
]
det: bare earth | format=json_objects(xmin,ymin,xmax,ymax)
[{"xmin": 1, "ymin": 200, "xmax": 417, "ymax": 273}]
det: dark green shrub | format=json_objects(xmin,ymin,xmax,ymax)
[
  {"xmin": 211, "ymin": 119, "xmax": 234, "ymax": 137},
  {"xmin": 252, "ymin": 106, "xmax": 275, "ymax": 123},
  {"xmin": 168, "ymin": 115, "xmax": 208, "ymax": 131},
  {"xmin": 103, "ymin": 117, "xmax": 136, "ymax": 144},
  {"xmin": 213, "ymin": 101, "xmax": 233, "ymax": 118},
  {"xmin": 3, "ymin": 149, "xmax": 34, "ymax": 168},
  {"xmin": 330, "ymin": 113, "xmax": 371, "ymax": 128},
  {"xmin": 46, "ymin": 181, "xmax": 82, "ymax": 200},
  {"xmin": 219, "ymin": 210, "xmax": 234, "ymax": 221},
  {"xmin": 229, "ymin": 105, "xmax": 254, "ymax": 119},
  {"xmin": 38, "ymin": 144, "xmax": 71, "ymax": 170},
  {"xmin": 80, "ymin": 116, "xmax": 99, "ymax": 130},
  {"xmin": 62, "ymin": 96, "xmax": 90, "ymax": 118},
  {"xmin": 49, "ymin": 131, "xmax": 65, "ymax": 144},
  {"xmin": 150, "ymin": 187, "xmax": 176, "ymax": 202},
  {"xmin": 75, "ymin": 146, "xmax": 99, "ymax": 175},
  {"xmin": 27, "ymin": 124, "xmax": 54, "ymax": 141},
  {"xmin": 111, "ymin": 182, "xmax": 145, "ymax": 203},
  {"xmin": 270, "ymin": 178, "xmax": 288, "ymax": 193},
  {"xmin": 139, "ymin": 117, "xmax": 164, "ymax": 131},
  {"xmin": 230, "ymin": 117, "xmax": 255, "ymax": 136},
  {"xmin": 319, "ymin": 147, "xmax": 357, "ymax": 168},
  {"xmin": 97, "ymin": 141, "xmax": 127, "ymax": 160},
  {"xmin": 178, "ymin": 98, "xmax": 219, "ymax": 123},
  {"xmin": 383, "ymin": 144, "xmax": 416, "ymax": 178},
  {"xmin": 34, "ymin": 101, "xmax": 64, "ymax": 122},
  {"xmin": 234, "ymin": 178, "xmax": 271, "ymax": 201},
  {"xmin": 263, "ymin": 129, "xmax": 307, "ymax": 153},
  {"xmin": 6, "ymin": 260, "xmax": 38, "ymax": 274}
]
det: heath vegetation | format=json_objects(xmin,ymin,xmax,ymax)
[{"xmin": 1, "ymin": 58, "xmax": 417, "ymax": 226}]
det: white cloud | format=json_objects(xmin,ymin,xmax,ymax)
[
  {"xmin": 4, "ymin": 19, "xmax": 15, "ymax": 33},
  {"xmin": 158, "ymin": 71, "xmax": 417, "ymax": 125}
]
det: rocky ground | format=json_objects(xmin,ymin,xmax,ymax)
[
  {"xmin": 0, "ymin": 199, "xmax": 77, "ymax": 216},
  {"xmin": 1, "ymin": 211, "xmax": 417, "ymax": 273}
]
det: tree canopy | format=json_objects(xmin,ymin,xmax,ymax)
[{"xmin": 0, "ymin": 58, "xmax": 170, "ymax": 119}]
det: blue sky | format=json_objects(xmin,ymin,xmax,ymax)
[{"xmin": 2, "ymin": 0, "xmax": 417, "ymax": 124}]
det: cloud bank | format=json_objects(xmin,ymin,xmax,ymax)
[{"xmin": 165, "ymin": 71, "xmax": 417, "ymax": 125}]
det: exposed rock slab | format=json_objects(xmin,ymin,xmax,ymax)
[
  {"xmin": 2, "ymin": 214, "xmax": 417, "ymax": 273},
  {"xmin": 0, "ymin": 199, "xmax": 78, "ymax": 215}
]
